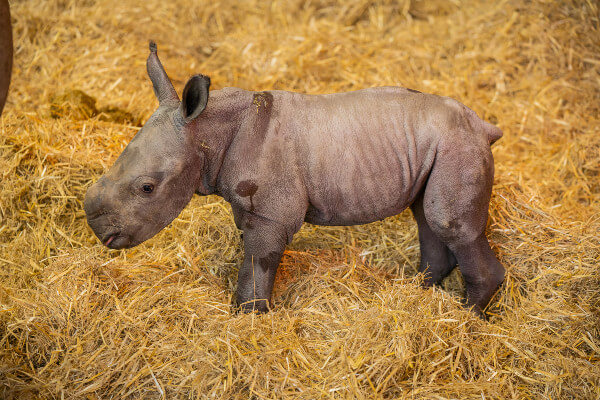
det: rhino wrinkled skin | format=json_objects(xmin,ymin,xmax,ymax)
[
  {"xmin": 85, "ymin": 42, "xmax": 505, "ymax": 315},
  {"xmin": 0, "ymin": 0, "xmax": 12, "ymax": 115}
]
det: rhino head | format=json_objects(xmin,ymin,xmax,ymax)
[{"xmin": 84, "ymin": 42, "xmax": 212, "ymax": 249}]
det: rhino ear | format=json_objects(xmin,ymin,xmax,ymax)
[{"xmin": 181, "ymin": 74, "xmax": 210, "ymax": 121}]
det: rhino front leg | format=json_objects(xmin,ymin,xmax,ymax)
[{"xmin": 235, "ymin": 214, "xmax": 289, "ymax": 313}]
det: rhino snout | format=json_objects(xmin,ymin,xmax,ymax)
[{"xmin": 84, "ymin": 180, "xmax": 127, "ymax": 249}]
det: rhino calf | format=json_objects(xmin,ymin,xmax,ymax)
[{"xmin": 85, "ymin": 42, "xmax": 505, "ymax": 315}]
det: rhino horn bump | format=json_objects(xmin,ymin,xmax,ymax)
[{"xmin": 146, "ymin": 40, "xmax": 179, "ymax": 105}]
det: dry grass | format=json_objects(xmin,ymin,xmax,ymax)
[{"xmin": 1, "ymin": 0, "xmax": 599, "ymax": 398}]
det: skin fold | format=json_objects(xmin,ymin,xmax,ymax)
[
  {"xmin": 85, "ymin": 42, "xmax": 505, "ymax": 315},
  {"xmin": 0, "ymin": 0, "xmax": 12, "ymax": 116}
]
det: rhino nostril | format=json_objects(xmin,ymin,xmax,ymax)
[
  {"xmin": 84, "ymin": 200, "xmax": 101, "ymax": 219},
  {"xmin": 86, "ymin": 210, "xmax": 107, "ymax": 222},
  {"xmin": 84, "ymin": 184, "xmax": 105, "ymax": 216}
]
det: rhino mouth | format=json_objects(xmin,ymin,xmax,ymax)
[
  {"xmin": 104, "ymin": 233, "xmax": 119, "ymax": 246},
  {"xmin": 101, "ymin": 231, "xmax": 122, "ymax": 248}
]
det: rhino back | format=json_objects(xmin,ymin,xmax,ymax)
[{"xmin": 286, "ymin": 87, "xmax": 443, "ymax": 225}]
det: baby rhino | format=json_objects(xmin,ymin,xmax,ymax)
[{"xmin": 85, "ymin": 42, "xmax": 505, "ymax": 315}]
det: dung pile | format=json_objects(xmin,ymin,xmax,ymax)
[
  {"xmin": 50, "ymin": 89, "xmax": 140, "ymax": 124},
  {"xmin": 0, "ymin": 0, "xmax": 598, "ymax": 399}
]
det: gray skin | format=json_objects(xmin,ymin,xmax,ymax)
[
  {"xmin": 85, "ymin": 42, "xmax": 505, "ymax": 315},
  {"xmin": 0, "ymin": 0, "xmax": 12, "ymax": 115}
]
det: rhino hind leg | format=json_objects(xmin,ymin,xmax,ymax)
[
  {"xmin": 421, "ymin": 139, "xmax": 505, "ymax": 314},
  {"xmin": 410, "ymin": 190, "xmax": 458, "ymax": 286}
]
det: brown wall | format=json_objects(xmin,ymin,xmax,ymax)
[{"xmin": 0, "ymin": 0, "xmax": 12, "ymax": 115}]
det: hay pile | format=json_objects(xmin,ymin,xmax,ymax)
[{"xmin": 1, "ymin": 0, "xmax": 599, "ymax": 398}]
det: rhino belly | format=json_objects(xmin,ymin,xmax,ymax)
[
  {"xmin": 303, "ymin": 151, "xmax": 424, "ymax": 226},
  {"xmin": 304, "ymin": 193, "xmax": 410, "ymax": 226}
]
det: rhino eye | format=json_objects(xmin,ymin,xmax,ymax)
[{"xmin": 141, "ymin": 183, "xmax": 154, "ymax": 193}]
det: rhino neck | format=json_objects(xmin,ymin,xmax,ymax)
[{"xmin": 192, "ymin": 87, "xmax": 253, "ymax": 195}]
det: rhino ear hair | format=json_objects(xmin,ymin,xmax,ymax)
[
  {"xmin": 147, "ymin": 40, "xmax": 179, "ymax": 105},
  {"xmin": 181, "ymin": 74, "xmax": 210, "ymax": 121}
]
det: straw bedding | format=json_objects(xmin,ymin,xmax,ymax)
[{"xmin": 0, "ymin": 0, "xmax": 598, "ymax": 398}]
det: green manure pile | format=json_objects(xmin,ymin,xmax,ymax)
[{"xmin": 1, "ymin": 0, "xmax": 598, "ymax": 398}]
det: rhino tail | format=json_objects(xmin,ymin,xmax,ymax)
[
  {"xmin": 462, "ymin": 104, "xmax": 503, "ymax": 145},
  {"xmin": 483, "ymin": 120, "xmax": 503, "ymax": 145}
]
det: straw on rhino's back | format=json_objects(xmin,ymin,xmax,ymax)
[{"xmin": 281, "ymin": 87, "xmax": 442, "ymax": 226}]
